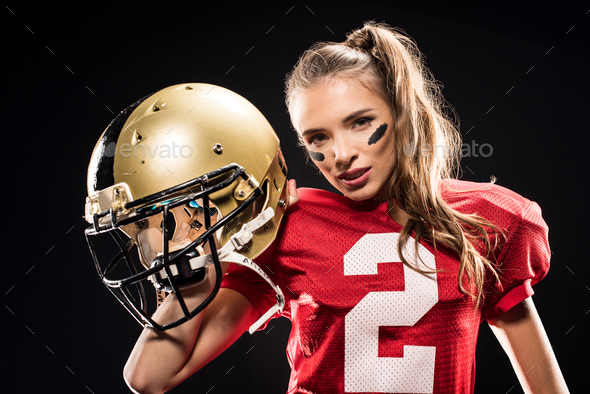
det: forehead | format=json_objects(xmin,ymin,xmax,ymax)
[{"xmin": 289, "ymin": 77, "xmax": 390, "ymax": 131}]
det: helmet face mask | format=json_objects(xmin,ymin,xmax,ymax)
[
  {"xmin": 84, "ymin": 84, "xmax": 288, "ymax": 331},
  {"xmin": 129, "ymin": 199, "xmax": 211, "ymax": 268}
]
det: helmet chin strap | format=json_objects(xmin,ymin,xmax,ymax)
[
  {"xmin": 156, "ymin": 207, "xmax": 285, "ymax": 334},
  {"xmin": 201, "ymin": 249, "xmax": 285, "ymax": 334}
]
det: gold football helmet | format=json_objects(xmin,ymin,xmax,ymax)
[{"xmin": 84, "ymin": 83, "xmax": 287, "ymax": 331}]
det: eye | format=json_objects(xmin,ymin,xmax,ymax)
[
  {"xmin": 308, "ymin": 133, "xmax": 328, "ymax": 147},
  {"xmin": 353, "ymin": 117, "xmax": 374, "ymax": 129}
]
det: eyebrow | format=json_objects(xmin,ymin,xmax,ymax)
[{"xmin": 301, "ymin": 108, "xmax": 375, "ymax": 138}]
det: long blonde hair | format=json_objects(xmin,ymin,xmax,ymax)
[{"xmin": 285, "ymin": 21, "xmax": 504, "ymax": 306}]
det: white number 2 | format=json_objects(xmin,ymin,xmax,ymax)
[{"xmin": 344, "ymin": 233, "xmax": 438, "ymax": 393}]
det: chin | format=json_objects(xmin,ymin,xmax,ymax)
[
  {"xmin": 339, "ymin": 184, "xmax": 389, "ymax": 202},
  {"xmin": 341, "ymin": 189, "xmax": 378, "ymax": 202}
]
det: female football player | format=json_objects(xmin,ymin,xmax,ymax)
[{"xmin": 124, "ymin": 22, "xmax": 568, "ymax": 393}]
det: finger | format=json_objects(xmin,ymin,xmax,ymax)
[{"xmin": 287, "ymin": 179, "xmax": 300, "ymax": 206}]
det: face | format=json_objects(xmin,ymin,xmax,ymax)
[{"xmin": 290, "ymin": 78, "xmax": 396, "ymax": 201}]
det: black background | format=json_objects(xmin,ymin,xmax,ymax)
[{"xmin": 3, "ymin": 2, "xmax": 589, "ymax": 393}]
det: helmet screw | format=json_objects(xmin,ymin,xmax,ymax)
[
  {"xmin": 113, "ymin": 188, "xmax": 120, "ymax": 195},
  {"xmin": 213, "ymin": 143, "xmax": 223, "ymax": 154},
  {"xmin": 278, "ymin": 199, "xmax": 286, "ymax": 207},
  {"xmin": 238, "ymin": 190, "xmax": 245, "ymax": 198}
]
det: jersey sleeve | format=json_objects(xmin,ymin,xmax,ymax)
[
  {"xmin": 220, "ymin": 189, "xmax": 334, "ymax": 327},
  {"xmin": 221, "ymin": 274, "xmax": 275, "ymax": 318},
  {"xmin": 220, "ymin": 243, "xmax": 285, "ymax": 330},
  {"xmin": 219, "ymin": 202, "xmax": 300, "ymax": 329},
  {"xmin": 483, "ymin": 200, "xmax": 551, "ymax": 320}
]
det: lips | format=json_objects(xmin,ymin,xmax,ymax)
[{"xmin": 337, "ymin": 167, "xmax": 371, "ymax": 187}]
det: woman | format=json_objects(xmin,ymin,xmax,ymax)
[{"xmin": 124, "ymin": 22, "xmax": 568, "ymax": 393}]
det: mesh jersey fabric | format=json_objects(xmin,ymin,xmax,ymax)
[{"xmin": 221, "ymin": 179, "xmax": 550, "ymax": 394}]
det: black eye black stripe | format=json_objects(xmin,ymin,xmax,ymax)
[
  {"xmin": 368, "ymin": 123, "xmax": 388, "ymax": 145},
  {"xmin": 308, "ymin": 150, "xmax": 325, "ymax": 161}
]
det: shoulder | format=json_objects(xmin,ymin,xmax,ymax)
[
  {"xmin": 297, "ymin": 187, "xmax": 353, "ymax": 206},
  {"xmin": 295, "ymin": 187, "xmax": 385, "ymax": 213},
  {"xmin": 441, "ymin": 178, "xmax": 532, "ymax": 209},
  {"xmin": 270, "ymin": 187, "xmax": 389, "ymax": 246},
  {"xmin": 441, "ymin": 179, "xmax": 544, "ymax": 231}
]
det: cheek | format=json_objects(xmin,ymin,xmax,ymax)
[
  {"xmin": 313, "ymin": 158, "xmax": 335, "ymax": 178},
  {"xmin": 371, "ymin": 131, "xmax": 396, "ymax": 166}
]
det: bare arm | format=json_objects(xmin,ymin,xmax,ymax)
[
  {"xmin": 123, "ymin": 268, "xmax": 260, "ymax": 394},
  {"xmin": 123, "ymin": 181, "xmax": 299, "ymax": 393},
  {"xmin": 488, "ymin": 297, "xmax": 569, "ymax": 394}
]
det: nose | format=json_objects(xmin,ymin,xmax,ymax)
[{"xmin": 333, "ymin": 133, "xmax": 357, "ymax": 165}]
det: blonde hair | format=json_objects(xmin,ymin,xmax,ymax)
[{"xmin": 285, "ymin": 21, "xmax": 504, "ymax": 306}]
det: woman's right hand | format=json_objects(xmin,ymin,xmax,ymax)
[
  {"xmin": 123, "ymin": 258, "xmax": 259, "ymax": 394},
  {"xmin": 287, "ymin": 179, "xmax": 300, "ymax": 207}
]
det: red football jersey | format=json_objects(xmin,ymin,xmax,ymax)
[{"xmin": 221, "ymin": 179, "xmax": 550, "ymax": 394}]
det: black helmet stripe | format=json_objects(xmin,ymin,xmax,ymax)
[{"xmin": 93, "ymin": 91, "xmax": 157, "ymax": 191}]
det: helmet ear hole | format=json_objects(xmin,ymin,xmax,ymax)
[{"xmin": 252, "ymin": 180, "xmax": 270, "ymax": 217}]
